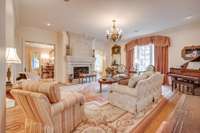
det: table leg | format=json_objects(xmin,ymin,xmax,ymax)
[
  {"xmin": 100, "ymin": 83, "xmax": 102, "ymax": 93},
  {"xmin": 192, "ymin": 86, "xmax": 195, "ymax": 95}
]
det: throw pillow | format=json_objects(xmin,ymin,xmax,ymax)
[
  {"xmin": 128, "ymin": 74, "xmax": 148, "ymax": 88},
  {"xmin": 142, "ymin": 71, "xmax": 154, "ymax": 77}
]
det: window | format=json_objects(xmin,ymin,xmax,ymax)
[
  {"xmin": 95, "ymin": 50, "xmax": 104, "ymax": 73},
  {"xmin": 32, "ymin": 53, "xmax": 40, "ymax": 69},
  {"xmin": 134, "ymin": 44, "xmax": 154, "ymax": 71}
]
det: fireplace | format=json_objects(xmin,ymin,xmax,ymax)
[
  {"xmin": 65, "ymin": 56, "xmax": 95, "ymax": 81},
  {"xmin": 73, "ymin": 66, "xmax": 89, "ymax": 79}
]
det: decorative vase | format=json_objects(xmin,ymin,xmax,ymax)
[{"xmin": 68, "ymin": 74, "xmax": 73, "ymax": 83}]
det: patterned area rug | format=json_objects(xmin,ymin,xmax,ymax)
[
  {"xmin": 73, "ymin": 99, "xmax": 164, "ymax": 133},
  {"xmin": 60, "ymin": 82, "xmax": 109, "ymax": 103},
  {"xmin": 61, "ymin": 82, "xmax": 170, "ymax": 133}
]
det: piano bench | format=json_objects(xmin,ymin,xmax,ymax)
[{"xmin": 172, "ymin": 80, "xmax": 197, "ymax": 95}]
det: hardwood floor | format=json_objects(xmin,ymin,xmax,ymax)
[
  {"xmin": 144, "ymin": 92, "xmax": 181, "ymax": 133},
  {"xmin": 6, "ymin": 106, "xmax": 25, "ymax": 133},
  {"xmin": 159, "ymin": 94, "xmax": 200, "ymax": 133}
]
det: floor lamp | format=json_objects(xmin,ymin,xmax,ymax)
[{"xmin": 5, "ymin": 47, "xmax": 21, "ymax": 86}]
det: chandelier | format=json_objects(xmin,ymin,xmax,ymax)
[{"xmin": 106, "ymin": 20, "xmax": 122, "ymax": 42}]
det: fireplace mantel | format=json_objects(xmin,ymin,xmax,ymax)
[{"xmin": 65, "ymin": 56, "xmax": 95, "ymax": 64}]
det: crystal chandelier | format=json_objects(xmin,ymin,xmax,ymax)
[{"xmin": 106, "ymin": 20, "xmax": 122, "ymax": 42}]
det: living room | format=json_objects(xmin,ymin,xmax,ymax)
[{"xmin": 0, "ymin": 0, "xmax": 200, "ymax": 133}]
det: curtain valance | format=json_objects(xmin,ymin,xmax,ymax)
[{"xmin": 125, "ymin": 35, "xmax": 170, "ymax": 51}]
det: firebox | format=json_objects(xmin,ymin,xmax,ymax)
[{"xmin": 73, "ymin": 66, "xmax": 89, "ymax": 79}]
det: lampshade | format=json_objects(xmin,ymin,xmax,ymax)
[{"xmin": 6, "ymin": 47, "xmax": 21, "ymax": 64}]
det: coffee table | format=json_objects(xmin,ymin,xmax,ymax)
[{"xmin": 98, "ymin": 76, "xmax": 129, "ymax": 93}]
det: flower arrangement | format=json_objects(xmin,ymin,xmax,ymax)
[{"xmin": 105, "ymin": 67, "xmax": 115, "ymax": 77}]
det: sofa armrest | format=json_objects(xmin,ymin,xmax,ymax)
[
  {"xmin": 51, "ymin": 92, "xmax": 84, "ymax": 116},
  {"xmin": 110, "ymin": 84, "xmax": 137, "ymax": 97},
  {"xmin": 118, "ymin": 79, "xmax": 129, "ymax": 85}
]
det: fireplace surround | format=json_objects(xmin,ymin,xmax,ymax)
[{"xmin": 65, "ymin": 56, "xmax": 95, "ymax": 81}]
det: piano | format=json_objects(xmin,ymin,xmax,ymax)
[{"xmin": 168, "ymin": 56, "xmax": 200, "ymax": 95}]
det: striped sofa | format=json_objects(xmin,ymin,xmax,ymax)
[{"xmin": 11, "ymin": 80, "xmax": 85, "ymax": 133}]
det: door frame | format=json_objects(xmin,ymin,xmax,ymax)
[{"xmin": 0, "ymin": 0, "xmax": 6, "ymax": 132}]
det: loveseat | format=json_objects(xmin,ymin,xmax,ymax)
[{"xmin": 108, "ymin": 72, "xmax": 163, "ymax": 114}]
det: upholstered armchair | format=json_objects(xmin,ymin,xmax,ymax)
[{"xmin": 11, "ymin": 80, "xmax": 85, "ymax": 133}]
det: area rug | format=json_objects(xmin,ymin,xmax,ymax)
[
  {"xmin": 73, "ymin": 98, "xmax": 164, "ymax": 133},
  {"xmin": 60, "ymin": 82, "xmax": 109, "ymax": 103}
]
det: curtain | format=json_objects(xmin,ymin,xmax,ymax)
[
  {"xmin": 126, "ymin": 48, "xmax": 134, "ymax": 71},
  {"xmin": 153, "ymin": 36, "xmax": 170, "ymax": 84},
  {"xmin": 154, "ymin": 46, "xmax": 169, "ymax": 84},
  {"xmin": 125, "ymin": 35, "xmax": 170, "ymax": 84}
]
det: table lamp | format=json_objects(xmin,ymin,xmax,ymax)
[{"xmin": 5, "ymin": 47, "xmax": 21, "ymax": 85}]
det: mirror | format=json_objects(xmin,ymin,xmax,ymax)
[{"xmin": 112, "ymin": 44, "xmax": 121, "ymax": 66}]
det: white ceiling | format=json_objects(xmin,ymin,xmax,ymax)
[
  {"xmin": 15, "ymin": 0, "xmax": 200, "ymax": 41},
  {"xmin": 25, "ymin": 42, "xmax": 54, "ymax": 49}
]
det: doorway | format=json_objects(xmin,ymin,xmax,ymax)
[{"xmin": 24, "ymin": 41, "xmax": 55, "ymax": 79}]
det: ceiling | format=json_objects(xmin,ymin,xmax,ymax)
[
  {"xmin": 15, "ymin": 0, "xmax": 200, "ymax": 41},
  {"xmin": 25, "ymin": 42, "xmax": 54, "ymax": 49}
]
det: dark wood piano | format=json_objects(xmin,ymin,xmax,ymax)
[{"xmin": 168, "ymin": 56, "xmax": 200, "ymax": 95}]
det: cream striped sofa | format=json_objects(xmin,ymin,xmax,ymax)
[{"xmin": 11, "ymin": 80, "xmax": 85, "ymax": 133}]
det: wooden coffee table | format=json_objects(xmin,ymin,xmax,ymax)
[{"xmin": 98, "ymin": 77, "xmax": 129, "ymax": 93}]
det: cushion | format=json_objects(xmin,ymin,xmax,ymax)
[
  {"xmin": 111, "ymin": 84, "xmax": 138, "ymax": 97},
  {"xmin": 26, "ymin": 72, "xmax": 41, "ymax": 80},
  {"xmin": 20, "ymin": 80, "xmax": 63, "ymax": 103},
  {"xmin": 119, "ymin": 79, "xmax": 129, "ymax": 85},
  {"xmin": 145, "ymin": 65, "xmax": 155, "ymax": 72},
  {"xmin": 187, "ymin": 62, "xmax": 200, "ymax": 70},
  {"xmin": 142, "ymin": 71, "xmax": 155, "ymax": 77},
  {"xmin": 128, "ymin": 74, "xmax": 148, "ymax": 88}
]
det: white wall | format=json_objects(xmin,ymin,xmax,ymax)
[
  {"xmin": 158, "ymin": 21, "xmax": 200, "ymax": 68},
  {"xmin": 18, "ymin": 27, "xmax": 58, "ymax": 45},
  {"xmin": 94, "ymin": 40, "xmax": 110, "ymax": 69},
  {"xmin": 55, "ymin": 32, "xmax": 66, "ymax": 82},
  {"xmin": 6, "ymin": 0, "xmax": 15, "ymax": 47},
  {"xmin": 0, "ymin": 0, "xmax": 6, "ymax": 132},
  {"xmin": 70, "ymin": 32, "xmax": 94, "ymax": 57}
]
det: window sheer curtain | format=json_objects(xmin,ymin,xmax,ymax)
[{"xmin": 125, "ymin": 36, "xmax": 170, "ymax": 84}]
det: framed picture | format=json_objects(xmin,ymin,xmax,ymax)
[
  {"xmin": 182, "ymin": 45, "xmax": 200, "ymax": 60},
  {"xmin": 112, "ymin": 44, "xmax": 121, "ymax": 54},
  {"xmin": 112, "ymin": 44, "xmax": 121, "ymax": 66}
]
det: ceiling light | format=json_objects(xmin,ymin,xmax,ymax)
[
  {"xmin": 185, "ymin": 16, "xmax": 193, "ymax": 20},
  {"xmin": 47, "ymin": 23, "xmax": 51, "ymax": 26},
  {"xmin": 106, "ymin": 20, "xmax": 122, "ymax": 42}
]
